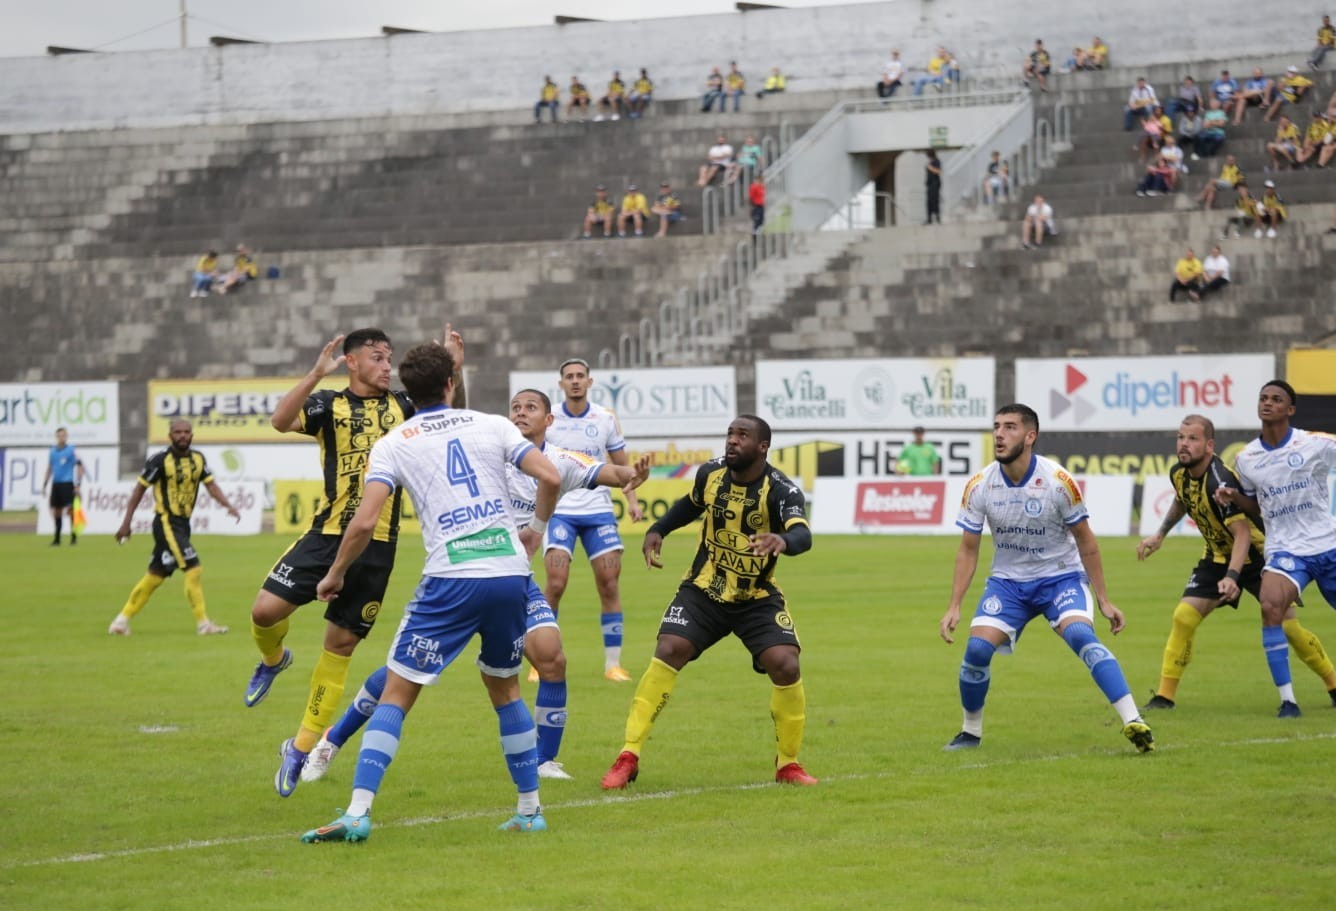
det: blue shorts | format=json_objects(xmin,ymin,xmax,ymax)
[
  {"xmin": 1265, "ymin": 549, "xmax": 1336, "ymax": 606},
  {"xmin": 524, "ymin": 576, "xmax": 558, "ymax": 633},
  {"xmin": 970, "ymin": 571, "xmax": 1094, "ymax": 653},
  {"xmin": 545, "ymin": 511, "xmax": 623, "ymax": 560},
  {"xmin": 385, "ymin": 575, "xmax": 529, "ymax": 684}
]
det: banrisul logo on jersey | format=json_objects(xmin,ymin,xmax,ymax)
[
  {"xmin": 1015, "ymin": 355, "xmax": 1276, "ymax": 431},
  {"xmin": 507, "ymin": 367, "xmax": 735, "ymax": 437},
  {"xmin": 754, "ymin": 359, "xmax": 995, "ymax": 430}
]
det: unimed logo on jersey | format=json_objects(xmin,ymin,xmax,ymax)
[{"xmin": 853, "ymin": 481, "xmax": 945, "ymax": 526}]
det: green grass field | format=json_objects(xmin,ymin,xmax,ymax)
[{"xmin": 3, "ymin": 531, "xmax": 1335, "ymax": 910}]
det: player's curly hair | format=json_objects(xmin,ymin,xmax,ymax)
[{"xmin": 398, "ymin": 343, "xmax": 456, "ymax": 407}]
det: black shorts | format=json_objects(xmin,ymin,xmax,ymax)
[
  {"xmin": 657, "ymin": 584, "xmax": 801, "ymax": 674},
  {"xmin": 1182, "ymin": 557, "xmax": 1264, "ymax": 608},
  {"xmin": 149, "ymin": 514, "xmax": 199, "ymax": 576},
  {"xmin": 261, "ymin": 533, "xmax": 397, "ymax": 638},
  {"xmin": 49, "ymin": 481, "xmax": 75, "ymax": 509}
]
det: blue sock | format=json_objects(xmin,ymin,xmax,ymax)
[
  {"xmin": 602, "ymin": 611, "xmax": 624, "ymax": 649},
  {"xmin": 351, "ymin": 702, "xmax": 404, "ymax": 796},
  {"xmin": 1062, "ymin": 623, "xmax": 1131, "ymax": 702},
  {"xmin": 496, "ymin": 698, "xmax": 540, "ymax": 795},
  {"xmin": 534, "ymin": 680, "xmax": 568, "ymax": 764},
  {"xmin": 328, "ymin": 665, "xmax": 387, "ymax": 748},
  {"xmin": 959, "ymin": 636, "xmax": 996, "ymax": 712},
  {"xmin": 1262, "ymin": 625, "xmax": 1292, "ymax": 686}
]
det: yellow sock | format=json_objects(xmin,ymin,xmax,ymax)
[
  {"xmin": 298, "ymin": 650, "xmax": 353, "ymax": 748},
  {"xmin": 622, "ymin": 657, "xmax": 678, "ymax": 755},
  {"xmin": 183, "ymin": 567, "xmax": 207, "ymax": 624},
  {"xmin": 771, "ymin": 679, "xmax": 807, "ymax": 768},
  {"xmin": 1283, "ymin": 618, "xmax": 1336, "ymax": 687},
  {"xmin": 251, "ymin": 617, "xmax": 290, "ymax": 666},
  {"xmin": 120, "ymin": 573, "xmax": 165, "ymax": 619},
  {"xmin": 1157, "ymin": 602, "xmax": 1205, "ymax": 700}
]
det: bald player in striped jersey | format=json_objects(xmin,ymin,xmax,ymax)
[{"xmin": 939, "ymin": 403, "xmax": 1154, "ymax": 753}]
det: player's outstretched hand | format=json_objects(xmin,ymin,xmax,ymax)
[
  {"xmin": 441, "ymin": 321, "xmax": 464, "ymax": 366},
  {"xmin": 313, "ymin": 335, "xmax": 347, "ymax": 378},
  {"xmin": 1099, "ymin": 599, "xmax": 1125, "ymax": 635},
  {"xmin": 748, "ymin": 532, "xmax": 788, "ymax": 557},
  {"xmin": 939, "ymin": 605, "xmax": 961, "ymax": 644},
  {"xmin": 1135, "ymin": 534, "xmax": 1162, "ymax": 561},
  {"xmin": 643, "ymin": 531, "xmax": 664, "ymax": 569},
  {"xmin": 316, "ymin": 572, "xmax": 344, "ymax": 602},
  {"xmin": 624, "ymin": 454, "xmax": 653, "ymax": 493}
]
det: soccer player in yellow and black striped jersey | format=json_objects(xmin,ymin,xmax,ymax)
[
  {"xmin": 1136, "ymin": 414, "xmax": 1336, "ymax": 714},
  {"xmin": 107, "ymin": 419, "xmax": 241, "ymax": 636},
  {"xmin": 601, "ymin": 415, "xmax": 819, "ymax": 790},
  {"xmin": 245, "ymin": 327, "xmax": 428, "ymax": 797}
]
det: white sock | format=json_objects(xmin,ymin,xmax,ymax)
[
  {"xmin": 605, "ymin": 646, "xmax": 622, "ymax": 669},
  {"xmin": 348, "ymin": 788, "xmax": 376, "ymax": 817},
  {"xmin": 518, "ymin": 790, "xmax": 540, "ymax": 816},
  {"xmin": 961, "ymin": 710, "xmax": 983, "ymax": 737},
  {"xmin": 1112, "ymin": 694, "xmax": 1141, "ymax": 725},
  {"xmin": 1278, "ymin": 683, "xmax": 1297, "ymax": 703}
]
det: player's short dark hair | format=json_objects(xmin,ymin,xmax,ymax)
[
  {"xmin": 399, "ymin": 343, "xmax": 456, "ymax": 407},
  {"xmin": 1181, "ymin": 413, "xmax": 1216, "ymax": 439},
  {"xmin": 736, "ymin": 414, "xmax": 772, "ymax": 444},
  {"xmin": 1263, "ymin": 379, "xmax": 1298, "ymax": 406},
  {"xmin": 559, "ymin": 357, "xmax": 590, "ymax": 374},
  {"xmin": 995, "ymin": 403, "xmax": 1040, "ymax": 432},
  {"xmin": 344, "ymin": 328, "xmax": 391, "ymax": 354},
  {"xmin": 513, "ymin": 388, "xmax": 552, "ymax": 413}
]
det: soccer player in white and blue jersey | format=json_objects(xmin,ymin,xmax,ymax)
[
  {"xmin": 1215, "ymin": 380, "xmax": 1336, "ymax": 715},
  {"xmin": 938, "ymin": 404, "xmax": 1155, "ymax": 753},
  {"xmin": 300, "ymin": 343, "xmax": 562, "ymax": 843},
  {"xmin": 543, "ymin": 357, "xmax": 645, "ymax": 681}
]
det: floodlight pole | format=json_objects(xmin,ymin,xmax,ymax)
[{"xmin": 180, "ymin": 0, "xmax": 188, "ymax": 48}]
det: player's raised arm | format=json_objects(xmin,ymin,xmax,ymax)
[
  {"xmin": 272, "ymin": 335, "xmax": 346, "ymax": 432},
  {"xmin": 593, "ymin": 453, "xmax": 652, "ymax": 492},
  {"xmin": 940, "ymin": 530, "xmax": 981, "ymax": 644}
]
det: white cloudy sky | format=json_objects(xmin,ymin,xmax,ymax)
[{"xmin": 2, "ymin": 0, "xmax": 874, "ymax": 58}]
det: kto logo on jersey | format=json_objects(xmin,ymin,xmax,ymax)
[{"xmin": 853, "ymin": 481, "xmax": 945, "ymax": 526}]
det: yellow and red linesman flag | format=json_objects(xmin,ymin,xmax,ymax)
[{"xmin": 71, "ymin": 495, "xmax": 87, "ymax": 535}]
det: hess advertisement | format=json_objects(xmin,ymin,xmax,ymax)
[
  {"xmin": 507, "ymin": 367, "xmax": 737, "ymax": 437},
  {"xmin": 754, "ymin": 358, "xmax": 995, "ymax": 430}
]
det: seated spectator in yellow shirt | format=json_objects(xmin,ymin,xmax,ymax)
[
  {"xmin": 1308, "ymin": 15, "xmax": 1334, "ymax": 70},
  {"xmin": 617, "ymin": 184, "xmax": 651, "ymax": 237},
  {"xmin": 218, "ymin": 244, "xmax": 258, "ymax": 295},
  {"xmin": 582, "ymin": 186, "xmax": 616, "ymax": 238},
  {"xmin": 724, "ymin": 62, "xmax": 746, "ymax": 112},
  {"xmin": 1295, "ymin": 112, "xmax": 1331, "ymax": 166},
  {"xmin": 567, "ymin": 76, "xmax": 591, "ymax": 121},
  {"xmin": 1071, "ymin": 37, "xmax": 1108, "ymax": 71},
  {"xmin": 1265, "ymin": 66, "xmax": 1313, "ymax": 121},
  {"xmin": 1169, "ymin": 248, "xmax": 1205, "ymax": 302},
  {"xmin": 1195, "ymin": 154, "xmax": 1243, "ymax": 211},
  {"xmin": 1266, "ymin": 115, "xmax": 1300, "ymax": 170},
  {"xmin": 191, "ymin": 250, "xmax": 218, "ymax": 298},
  {"xmin": 1256, "ymin": 181, "xmax": 1287, "ymax": 238},
  {"xmin": 651, "ymin": 182, "xmax": 683, "ymax": 238},
  {"xmin": 756, "ymin": 67, "xmax": 787, "ymax": 99},
  {"xmin": 628, "ymin": 69, "xmax": 654, "ymax": 119},
  {"xmin": 597, "ymin": 71, "xmax": 626, "ymax": 121},
  {"xmin": 534, "ymin": 76, "xmax": 560, "ymax": 124}
]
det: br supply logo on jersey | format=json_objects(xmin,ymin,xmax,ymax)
[
  {"xmin": 853, "ymin": 481, "xmax": 945, "ymax": 526},
  {"xmin": 1016, "ymin": 355, "xmax": 1276, "ymax": 431}
]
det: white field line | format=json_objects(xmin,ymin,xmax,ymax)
[{"xmin": 12, "ymin": 729, "xmax": 1336, "ymax": 870}]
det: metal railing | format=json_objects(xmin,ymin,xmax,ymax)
[{"xmin": 948, "ymin": 100, "xmax": 1073, "ymax": 215}]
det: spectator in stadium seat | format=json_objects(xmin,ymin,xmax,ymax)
[
  {"xmin": 1317, "ymin": 114, "xmax": 1336, "ymax": 168},
  {"xmin": 534, "ymin": 76, "xmax": 559, "ymax": 124},
  {"xmin": 1257, "ymin": 180, "xmax": 1287, "ymax": 238},
  {"xmin": 217, "ymin": 244, "xmax": 258, "ymax": 295},
  {"xmin": 1176, "ymin": 107, "xmax": 1204, "ymax": 159},
  {"xmin": 1211, "ymin": 70, "xmax": 1239, "ymax": 107},
  {"xmin": 1124, "ymin": 77, "xmax": 1159, "ymax": 130},
  {"xmin": 1135, "ymin": 153, "xmax": 1176, "ymax": 197},
  {"xmin": 1136, "ymin": 109, "xmax": 1165, "ymax": 162},
  {"xmin": 1159, "ymin": 135, "xmax": 1186, "ymax": 189},
  {"xmin": 1232, "ymin": 68, "xmax": 1275, "ymax": 124},
  {"xmin": 697, "ymin": 133, "xmax": 734, "ymax": 187},
  {"xmin": 617, "ymin": 184, "xmax": 651, "ymax": 237},
  {"xmin": 1169, "ymin": 247, "xmax": 1205, "ymax": 302},
  {"xmin": 756, "ymin": 67, "xmax": 787, "ymax": 99},
  {"xmin": 1022, "ymin": 39, "xmax": 1051, "ymax": 92},
  {"xmin": 651, "ymin": 182, "xmax": 683, "ymax": 238},
  {"xmin": 982, "ymin": 150, "xmax": 1010, "ymax": 204},
  {"xmin": 582, "ymin": 186, "xmax": 615, "ymax": 238},
  {"xmin": 725, "ymin": 62, "xmax": 747, "ymax": 112},
  {"xmin": 701, "ymin": 67, "xmax": 725, "ymax": 112},
  {"xmin": 878, "ymin": 49, "xmax": 904, "ymax": 99},
  {"xmin": 567, "ymin": 76, "xmax": 591, "ymax": 121},
  {"xmin": 1221, "ymin": 183, "xmax": 1256, "ymax": 239},
  {"xmin": 1266, "ymin": 65, "xmax": 1314, "ymax": 121},
  {"xmin": 1266, "ymin": 115, "xmax": 1301, "ymax": 170},
  {"xmin": 191, "ymin": 250, "xmax": 219, "ymax": 298},
  {"xmin": 1019, "ymin": 194, "xmax": 1055, "ymax": 249},
  {"xmin": 1166, "ymin": 76, "xmax": 1203, "ymax": 120},
  {"xmin": 1200, "ymin": 244, "xmax": 1231, "ymax": 297},
  {"xmin": 732, "ymin": 134, "xmax": 764, "ymax": 184},
  {"xmin": 1196, "ymin": 154, "xmax": 1244, "ymax": 210},
  {"xmin": 1308, "ymin": 15, "xmax": 1335, "ymax": 70},
  {"xmin": 628, "ymin": 69, "xmax": 654, "ymax": 119},
  {"xmin": 912, "ymin": 47, "xmax": 951, "ymax": 95},
  {"xmin": 1295, "ymin": 111, "xmax": 1331, "ymax": 166},
  {"xmin": 1071, "ymin": 37, "xmax": 1108, "ymax": 71},
  {"xmin": 595, "ymin": 71, "xmax": 626, "ymax": 122},
  {"xmin": 1195, "ymin": 98, "xmax": 1230, "ymax": 158}
]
